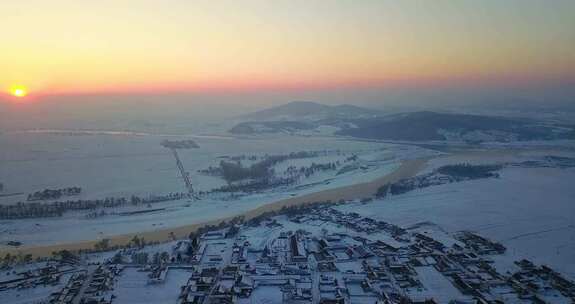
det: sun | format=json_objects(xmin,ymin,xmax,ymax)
[{"xmin": 10, "ymin": 85, "xmax": 28, "ymax": 98}]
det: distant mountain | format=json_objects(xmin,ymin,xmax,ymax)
[
  {"xmin": 336, "ymin": 111, "xmax": 575, "ymax": 142},
  {"xmin": 231, "ymin": 109, "xmax": 575, "ymax": 142},
  {"xmin": 239, "ymin": 101, "xmax": 382, "ymax": 121}
]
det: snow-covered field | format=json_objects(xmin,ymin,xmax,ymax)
[
  {"xmin": 336, "ymin": 165, "xmax": 575, "ymax": 279},
  {"xmin": 1, "ymin": 132, "xmax": 434, "ymax": 248},
  {"xmin": 0, "ymin": 132, "xmax": 413, "ymax": 204}
]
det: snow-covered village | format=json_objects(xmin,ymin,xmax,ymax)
[{"xmin": 2, "ymin": 201, "xmax": 575, "ymax": 304}]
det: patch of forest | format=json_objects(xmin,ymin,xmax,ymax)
[
  {"xmin": 27, "ymin": 187, "xmax": 82, "ymax": 201},
  {"xmin": 198, "ymin": 151, "xmax": 350, "ymax": 195},
  {"xmin": 206, "ymin": 162, "xmax": 340, "ymax": 195},
  {"xmin": 161, "ymin": 139, "xmax": 199, "ymax": 149},
  {"xmin": 199, "ymin": 151, "xmax": 340, "ymax": 183},
  {"xmin": 376, "ymin": 163, "xmax": 502, "ymax": 198},
  {"xmin": 436, "ymin": 163, "xmax": 502, "ymax": 179}
]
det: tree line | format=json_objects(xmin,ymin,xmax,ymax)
[
  {"xmin": 0, "ymin": 192, "xmax": 187, "ymax": 219},
  {"xmin": 376, "ymin": 163, "xmax": 503, "ymax": 198},
  {"xmin": 27, "ymin": 187, "xmax": 82, "ymax": 201}
]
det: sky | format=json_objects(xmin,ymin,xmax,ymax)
[{"xmin": 1, "ymin": 0, "xmax": 574, "ymax": 98}]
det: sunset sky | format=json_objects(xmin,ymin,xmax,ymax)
[{"xmin": 1, "ymin": 0, "xmax": 574, "ymax": 97}]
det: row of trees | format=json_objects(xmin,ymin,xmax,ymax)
[
  {"xmin": 284, "ymin": 162, "xmax": 339, "ymax": 178},
  {"xmin": 0, "ymin": 192, "xmax": 187, "ymax": 219},
  {"xmin": 375, "ymin": 163, "xmax": 503, "ymax": 198},
  {"xmin": 161, "ymin": 139, "xmax": 199, "ymax": 149},
  {"xmin": 27, "ymin": 187, "xmax": 82, "ymax": 201},
  {"xmin": 210, "ymin": 176, "xmax": 298, "ymax": 193},
  {"xmin": 1, "ymin": 252, "xmax": 34, "ymax": 269},
  {"xmin": 436, "ymin": 163, "xmax": 502, "ymax": 179}
]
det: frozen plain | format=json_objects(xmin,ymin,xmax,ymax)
[
  {"xmin": 0, "ymin": 131, "xmax": 426, "ymax": 248},
  {"xmin": 336, "ymin": 163, "xmax": 575, "ymax": 280},
  {"xmin": 2, "ymin": 128, "xmax": 575, "ymax": 283}
]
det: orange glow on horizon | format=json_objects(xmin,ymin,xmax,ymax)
[
  {"xmin": 22, "ymin": 70, "xmax": 572, "ymax": 98},
  {"xmin": 1, "ymin": 1, "xmax": 573, "ymax": 98}
]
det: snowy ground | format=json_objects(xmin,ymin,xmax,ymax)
[
  {"xmin": 409, "ymin": 266, "xmax": 466, "ymax": 302},
  {"xmin": 336, "ymin": 165, "xmax": 575, "ymax": 279},
  {"xmin": 0, "ymin": 132, "xmax": 433, "ymax": 248},
  {"xmin": 2, "ymin": 128, "xmax": 574, "ymax": 285},
  {"xmin": 2, "ymin": 185, "xmax": 574, "ymax": 303},
  {"xmin": 0, "ymin": 132, "xmax": 418, "ymax": 204},
  {"xmin": 112, "ymin": 267, "xmax": 191, "ymax": 304}
]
